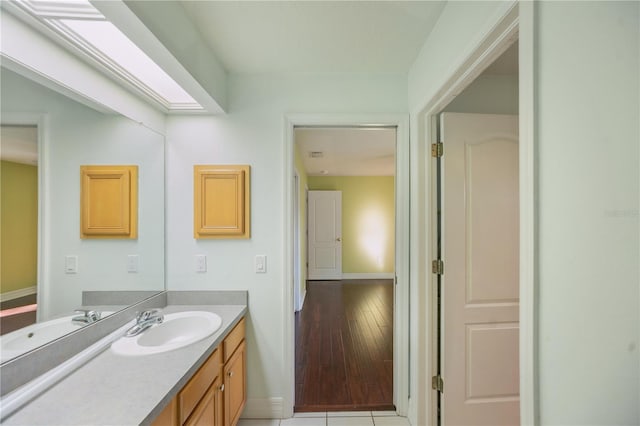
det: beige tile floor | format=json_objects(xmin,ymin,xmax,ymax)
[{"xmin": 238, "ymin": 411, "xmax": 411, "ymax": 426}]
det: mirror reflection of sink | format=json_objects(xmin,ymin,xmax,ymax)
[
  {"xmin": 110, "ymin": 311, "xmax": 222, "ymax": 356},
  {"xmin": 0, "ymin": 311, "xmax": 115, "ymax": 363}
]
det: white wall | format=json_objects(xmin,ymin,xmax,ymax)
[
  {"xmin": 165, "ymin": 72, "xmax": 407, "ymax": 414},
  {"xmin": 1, "ymin": 69, "xmax": 165, "ymax": 319},
  {"xmin": 408, "ymin": 0, "xmax": 639, "ymax": 424},
  {"xmin": 536, "ymin": 2, "xmax": 639, "ymax": 424}
]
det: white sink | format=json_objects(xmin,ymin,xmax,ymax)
[
  {"xmin": 0, "ymin": 311, "xmax": 114, "ymax": 363},
  {"xmin": 110, "ymin": 311, "xmax": 222, "ymax": 356}
]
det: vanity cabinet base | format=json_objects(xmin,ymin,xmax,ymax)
[
  {"xmin": 224, "ymin": 340, "xmax": 246, "ymax": 426},
  {"xmin": 151, "ymin": 317, "xmax": 246, "ymax": 426}
]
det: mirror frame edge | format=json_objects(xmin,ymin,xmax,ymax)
[{"xmin": 0, "ymin": 112, "xmax": 48, "ymax": 321}]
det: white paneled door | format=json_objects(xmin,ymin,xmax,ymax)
[
  {"xmin": 441, "ymin": 113, "xmax": 520, "ymax": 425},
  {"xmin": 308, "ymin": 190, "xmax": 342, "ymax": 280}
]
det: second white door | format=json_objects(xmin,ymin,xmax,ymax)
[
  {"xmin": 441, "ymin": 112, "xmax": 520, "ymax": 425},
  {"xmin": 308, "ymin": 190, "xmax": 342, "ymax": 280}
]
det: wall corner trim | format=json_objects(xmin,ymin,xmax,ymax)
[{"xmin": 240, "ymin": 398, "xmax": 284, "ymax": 420}]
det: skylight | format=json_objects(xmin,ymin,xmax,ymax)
[{"xmin": 11, "ymin": 0, "xmax": 202, "ymax": 111}]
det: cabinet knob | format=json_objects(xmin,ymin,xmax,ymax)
[
  {"xmin": 227, "ymin": 371, "xmax": 234, "ymax": 377},
  {"xmin": 219, "ymin": 384, "xmax": 225, "ymax": 392}
]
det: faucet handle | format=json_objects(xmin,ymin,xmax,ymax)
[
  {"xmin": 72, "ymin": 309, "xmax": 101, "ymax": 323},
  {"xmin": 135, "ymin": 311, "xmax": 148, "ymax": 322},
  {"xmin": 136, "ymin": 308, "xmax": 162, "ymax": 322},
  {"xmin": 74, "ymin": 309, "xmax": 101, "ymax": 321}
]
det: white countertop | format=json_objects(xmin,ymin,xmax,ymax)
[{"xmin": 3, "ymin": 304, "xmax": 247, "ymax": 426}]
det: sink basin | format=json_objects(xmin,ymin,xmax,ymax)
[
  {"xmin": 110, "ymin": 311, "xmax": 222, "ymax": 356},
  {"xmin": 0, "ymin": 311, "xmax": 114, "ymax": 363}
]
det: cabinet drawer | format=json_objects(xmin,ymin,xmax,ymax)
[
  {"xmin": 223, "ymin": 318, "xmax": 245, "ymax": 362},
  {"xmin": 178, "ymin": 348, "xmax": 222, "ymax": 425}
]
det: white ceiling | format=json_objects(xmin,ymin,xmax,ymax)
[
  {"xmin": 175, "ymin": 1, "xmax": 441, "ymax": 176},
  {"xmin": 179, "ymin": 1, "xmax": 446, "ymax": 74},
  {"xmin": 295, "ymin": 127, "xmax": 395, "ymax": 176},
  {"xmin": 1, "ymin": 125, "xmax": 38, "ymax": 165}
]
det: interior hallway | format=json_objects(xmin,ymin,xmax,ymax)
[{"xmin": 295, "ymin": 280, "xmax": 394, "ymax": 412}]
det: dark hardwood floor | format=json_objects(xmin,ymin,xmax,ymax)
[{"xmin": 295, "ymin": 279, "xmax": 394, "ymax": 412}]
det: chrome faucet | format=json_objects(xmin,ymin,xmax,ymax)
[
  {"xmin": 72, "ymin": 309, "xmax": 101, "ymax": 325},
  {"xmin": 125, "ymin": 309, "xmax": 164, "ymax": 337}
]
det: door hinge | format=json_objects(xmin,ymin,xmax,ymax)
[
  {"xmin": 431, "ymin": 142, "xmax": 443, "ymax": 158},
  {"xmin": 432, "ymin": 259, "xmax": 444, "ymax": 275},
  {"xmin": 432, "ymin": 375, "xmax": 444, "ymax": 393}
]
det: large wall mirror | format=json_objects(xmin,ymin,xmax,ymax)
[{"xmin": 0, "ymin": 68, "xmax": 165, "ymax": 363}]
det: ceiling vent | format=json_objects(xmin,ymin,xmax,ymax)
[{"xmin": 309, "ymin": 151, "xmax": 324, "ymax": 158}]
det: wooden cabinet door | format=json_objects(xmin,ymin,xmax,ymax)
[
  {"xmin": 80, "ymin": 165, "xmax": 138, "ymax": 239},
  {"xmin": 214, "ymin": 376, "xmax": 224, "ymax": 426},
  {"xmin": 178, "ymin": 349, "xmax": 221, "ymax": 424},
  {"xmin": 184, "ymin": 376, "xmax": 223, "ymax": 426},
  {"xmin": 151, "ymin": 398, "xmax": 177, "ymax": 426},
  {"xmin": 223, "ymin": 341, "xmax": 246, "ymax": 426},
  {"xmin": 194, "ymin": 165, "xmax": 250, "ymax": 239}
]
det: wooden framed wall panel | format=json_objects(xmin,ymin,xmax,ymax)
[
  {"xmin": 194, "ymin": 165, "xmax": 251, "ymax": 239},
  {"xmin": 80, "ymin": 165, "xmax": 138, "ymax": 239}
]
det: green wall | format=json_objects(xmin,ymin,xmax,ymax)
[
  {"xmin": 1, "ymin": 160, "xmax": 38, "ymax": 294},
  {"xmin": 294, "ymin": 144, "xmax": 308, "ymax": 294},
  {"xmin": 308, "ymin": 176, "xmax": 395, "ymax": 274}
]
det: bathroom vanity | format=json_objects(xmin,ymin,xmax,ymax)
[
  {"xmin": 0, "ymin": 292, "xmax": 247, "ymax": 426},
  {"xmin": 153, "ymin": 317, "xmax": 246, "ymax": 426}
]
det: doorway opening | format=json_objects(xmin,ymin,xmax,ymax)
[
  {"xmin": 293, "ymin": 126, "xmax": 397, "ymax": 412},
  {"xmin": 431, "ymin": 40, "xmax": 520, "ymax": 425},
  {"xmin": 0, "ymin": 125, "xmax": 39, "ymax": 335}
]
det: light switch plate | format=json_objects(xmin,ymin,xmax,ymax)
[
  {"xmin": 195, "ymin": 254, "xmax": 207, "ymax": 273},
  {"xmin": 127, "ymin": 255, "xmax": 139, "ymax": 273},
  {"xmin": 255, "ymin": 255, "xmax": 267, "ymax": 273},
  {"xmin": 65, "ymin": 255, "xmax": 78, "ymax": 274}
]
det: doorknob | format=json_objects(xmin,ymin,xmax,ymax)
[{"xmin": 336, "ymin": 237, "xmax": 342, "ymax": 242}]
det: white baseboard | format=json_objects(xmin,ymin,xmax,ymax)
[
  {"xmin": 341, "ymin": 273, "xmax": 395, "ymax": 280},
  {"xmin": 295, "ymin": 287, "xmax": 307, "ymax": 312},
  {"xmin": 300, "ymin": 288, "xmax": 307, "ymax": 309},
  {"xmin": 407, "ymin": 397, "xmax": 417, "ymax": 426},
  {"xmin": 0, "ymin": 286, "xmax": 37, "ymax": 303},
  {"xmin": 241, "ymin": 398, "xmax": 283, "ymax": 419}
]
